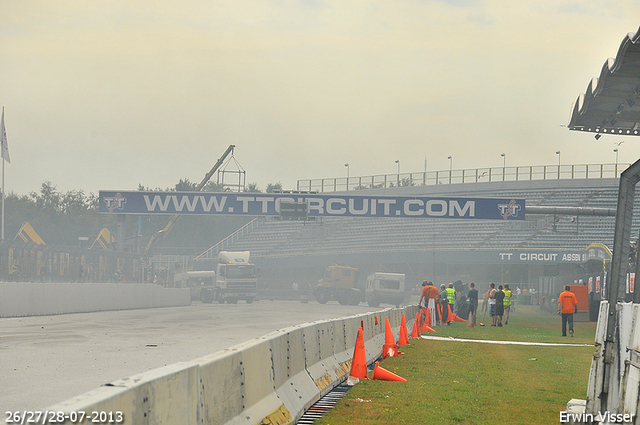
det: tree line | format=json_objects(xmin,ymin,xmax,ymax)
[{"xmin": 4, "ymin": 179, "xmax": 284, "ymax": 253}]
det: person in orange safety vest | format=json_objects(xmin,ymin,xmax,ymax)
[{"xmin": 557, "ymin": 285, "xmax": 578, "ymax": 337}]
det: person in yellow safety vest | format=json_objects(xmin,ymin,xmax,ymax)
[
  {"xmin": 439, "ymin": 284, "xmax": 450, "ymax": 325},
  {"xmin": 503, "ymin": 284, "xmax": 512, "ymax": 325},
  {"xmin": 446, "ymin": 283, "xmax": 456, "ymax": 319}
]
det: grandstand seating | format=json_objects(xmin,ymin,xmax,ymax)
[{"xmin": 208, "ymin": 178, "xmax": 638, "ymax": 259}]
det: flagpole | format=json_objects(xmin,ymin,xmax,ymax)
[
  {"xmin": 2, "ymin": 145, "xmax": 4, "ymax": 241},
  {"xmin": 1, "ymin": 107, "xmax": 5, "ymax": 242}
]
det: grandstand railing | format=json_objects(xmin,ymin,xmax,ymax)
[
  {"xmin": 296, "ymin": 163, "xmax": 631, "ymax": 193},
  {"xmin": 194, "ymin": 218, "xmax": 262, "ymax": 260}
]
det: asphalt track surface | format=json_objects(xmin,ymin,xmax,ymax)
[{"xmin": 1, "ymin": 300, "xmax": 386, "ymax": 414}]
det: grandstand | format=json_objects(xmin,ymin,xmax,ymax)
[{"xmin": 200, "ymin": 174, "xmax": 634, "ymax": 291}]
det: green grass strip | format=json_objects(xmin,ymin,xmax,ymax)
[{"xmin": 315, "ymin": 305, "xmax": 596, "ymax": 425}]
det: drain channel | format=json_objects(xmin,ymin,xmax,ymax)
[{"xmin": 296, "ymin": 384, "xmax": 352, "ymax": 424}]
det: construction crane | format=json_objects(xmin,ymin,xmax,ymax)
[{"xmin": 143, "ymin": 144, "xmax": 236, "ymax": 259}]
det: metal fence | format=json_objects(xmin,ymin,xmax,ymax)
[
  {"xmin": 0, "ymin": 240, "xmax": 142, "ymax": 283},
  {"xmin": 297, "ymin": 163, "xmax": 630, "ymax": 193},
  {"xmin": 195, "ymin": 218, "xmax": 261, "ymax": 260}
]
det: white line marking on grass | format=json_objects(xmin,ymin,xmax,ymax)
[{"xmin": 420, "ymin": 335, "xmax": 590, "ymax": 347}]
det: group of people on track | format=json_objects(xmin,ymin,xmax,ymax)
[
  {"xmin": 419, "ymin": 280, "xmax": 580, "ymax": 337},
  {"xmin": 418, "ymin": 280, "xmax": 513, "ymax": 328},
  {"xmin": 483, "ymin": 283, "xmax": 513, "ymax": 327}
]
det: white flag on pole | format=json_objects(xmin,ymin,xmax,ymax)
[{"xmin": 1, "ymin": 108, "xmax": 10, "ymax": 163}]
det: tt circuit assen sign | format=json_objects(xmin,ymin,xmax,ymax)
[
  {"xmin": 99, "ymin": 191, "xmax": 525, "ymax": 221},
  {"xmin": 496, "ymin": 244, "xmax": 612, "ymax": 264}
]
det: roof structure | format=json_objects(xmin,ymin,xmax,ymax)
[{"xmin": 569, "ymin": 26, "xmax": 640, "ymax": 137}]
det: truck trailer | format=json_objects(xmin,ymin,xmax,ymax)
[{"xmin": 174, "ymin": 270, "xmax": 216, "ymax": 302}]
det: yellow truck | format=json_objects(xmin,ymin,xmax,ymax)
[{"xmin": 313, "ymin": 265, "xmax": 363, "ymax": 305}]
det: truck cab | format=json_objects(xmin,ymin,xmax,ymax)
[
  {"xmin": 365, "ymin": 272, "xmax": 405, "ymax": 307},
  {"xmin": 214, "ymin": 251, "xmax": 257, "ymax": 304}
]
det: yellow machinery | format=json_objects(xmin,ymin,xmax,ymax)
[{"xmin": 313, "ymin": 265, "xmax": 362, "ymax": 305}]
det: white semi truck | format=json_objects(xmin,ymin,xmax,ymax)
[
  {"xmin": 200, "ymin": 251, "xmax": 258, "ymax": 304},
  {"xmin": 365, "ymin": 272, "xmax": 405, "ymax": 307},
  {"xmin": 174, "ymin": 270, "xmax": 216, "ymax": 302}
]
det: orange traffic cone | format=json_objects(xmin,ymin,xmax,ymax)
[
  {"xmin": 421, "ymin": 307, "xmax": 432, "ymax": 327},
  {"xmin": 382, "ymin": 318, "xmax": 398, "ymax": 359},
  {"xmin": 420, "ymin": 309, "xmax": 433, "ymax": 332},
  {"xmin": 375, "ymin": 316, "xmax": 379, "ymax": 325},
  {"xmin": 398, "ymin": 314, "xmax": 409, "ymax": 346},
  {"xmin": 422, "ymin": 324, "xmax": 436, "ymax": 332},
  {"xmin": 411, "ymin": 320, "xmax": 420, "ymax": 338},
  {"xmin": 411, "ymin": 313, "xmax": 421, "ymax": 338},
  {"xmin": 383, "ymin": 343, "xmax": 398, "ymax": 358},
  {"xmin": 348, "ymin": 327, "xmax": 368, "ymax": 380},
  {"xmin": 371, "ymin": 361, "xmax": 407, "ymax": 382}
]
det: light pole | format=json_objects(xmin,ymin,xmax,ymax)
[
  {"xmin": 395, "ymin": 160, "xmax": 400, "ymax": 186},
  {"xmin": 344, "ymin": 163, "xmax": 349, "ymax": 191},
  {"xmin": 423, "ymin": 154, "xmax": 427, "ymax": 185},
  {"xmin": 448, "ymin": 156, "xmax": 452, "ymax": 184},
  {"xmin": 614, "ymin": 141, "xmax": 624, "ymax": 177},
  {"xmin": 556, "ymin": 150, "xmax": 561, "ymax": 179},
  {"xmin": 501, "ymin": 153, "xmax": 506, "ymax": 180}
]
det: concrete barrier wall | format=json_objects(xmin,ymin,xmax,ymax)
[
  {"xmin": 45, "ymin": 306, "xmax": 418, "ymax": 425},
  {"xmin": 196, "ymin": 349, "xmax": 245, "ymax": 425},
  {"xmin": 0, "ymin": 282, "xmax": 191, "ymax": 317},
  {"xmin": 45, "ymin": 362, "xmax": 199, "ymax": 425}
]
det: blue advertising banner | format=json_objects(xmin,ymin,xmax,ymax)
[{"xmin": 99, "ymin": 191, "xmax": 525, "ymax": 220}]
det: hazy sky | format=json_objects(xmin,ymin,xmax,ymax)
[{"xmin": 1, "ymin": 1, "xmax": 639, "ymax": 195}]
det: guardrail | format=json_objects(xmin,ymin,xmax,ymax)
[
  {"xmin": 46, "ymin": 305, "xmax": 419, "ymax": 425},
  {"xmin": 297, "ymin": 163, "xmax": 630, "ymax": 193},
  {"xmin": 195, "ymin": 218, "xmax": 262, "ymax": 260}
]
